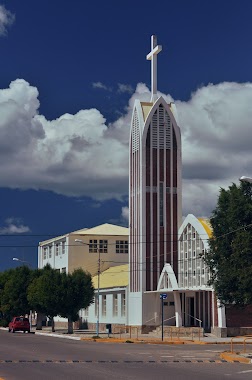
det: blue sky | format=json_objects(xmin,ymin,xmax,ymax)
[{"xmin": 1, "ymin": 0, "xmax": 252, "ymax": 270}]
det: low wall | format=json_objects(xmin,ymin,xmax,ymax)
[
  {"xmin": 227, "ymin": 327, "xmax": 252, "ymax": 337},
  {"xmin": 211, "ymin": 327, "xmax": 227, "ymax": 338}
]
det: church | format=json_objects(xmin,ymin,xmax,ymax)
[{"xmin": 126, "ymin": 35, "xmax": 252, "ymax": 337}]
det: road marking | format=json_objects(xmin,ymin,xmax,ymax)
[
  {"xmin": 237, "ymin": 370, "xmax": 252, "ymax": 374},
  {"xmin": 182, "ymin": 356, "xmax": 195, "ymax": 358},
  {"xmin": 206, "ymin": 350, "xmax": 222, "ymax": 353},
  {"xmin": 0, "ymin": 359, "xmax": 233, "ymax": 364},
  {"xmin": 161, "ymin": 356, "xmax": 174, "ymax": 358}
]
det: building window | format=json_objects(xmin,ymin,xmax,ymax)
[
  {"xmin": 102, "ymin": 295, "xmax": 106, "ymax": 316},
  {"xmin": 83, "ymin": 308, "xmax": 88, "ymax": 317},
  {"xmin": 62, "ymin": 242, "xmax": 65, "ymax": 254},
  {"xmin": 56, "ymin": 244, "xmax": 59, "ymax": 256},
  {"xmin": 113, "ymin": 294, "xmax": 118, "ymax": 316},
  {"xmin": 49, "ymin": 246, "xmax": 52, "ymax": 258},
  {"xmin": 62, "ymin": 267, "xmax": 66, "ymax": 273},
  {"xmin": 116, "ymin": 240, "xmax": 128, "ymax": 254},
  {"xmin": 89, "ymin": 240, "xmax": 108, "ymax": 253},
  {"xmin": 121, "ymin": 293, "xmax": 126, "ymax": 317},
  {"xmin": 43, "ymin": 247, "xmax": 47, "ymax": 260},
  {"xmin": 159, "ymin": 182, "xmax": 164, "ymax": 227},
  {"xmin": 99, "ymin": 240, "xmax": 108, "ymax": 253},
  {"xmin": 89, "ymin": 240, "xmax": 97, "ymax": 253}
]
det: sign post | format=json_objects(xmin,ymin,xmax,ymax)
[{"xmin": 160, "ymin": 293, "xmax": 167, "ymax": 341}]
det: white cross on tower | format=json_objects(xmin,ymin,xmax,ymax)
[{"xmin": 146, "ymin": 35, "xmax": 162, "ymax": 102}]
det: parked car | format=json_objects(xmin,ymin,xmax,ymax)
[{"xmin": 8, "ymin": 316, "xmax": 30, "ymax": 333}]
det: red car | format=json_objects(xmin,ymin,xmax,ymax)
[{"xmin": 8, "ymin": 316, "xmax": 30, "ymax": 333}]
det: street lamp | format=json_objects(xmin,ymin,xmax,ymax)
[
  {"xmin": 12, "ymin": 257, "xmax": 32, "ymax": 267},
  {"xmin": 75, "ymin": 238, "xmax": 101, "ymax": 336},
  {"xmin": 240, "ymin": 176, "xmax": 252, "ymax": 183}
]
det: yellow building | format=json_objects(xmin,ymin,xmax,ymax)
[{"xmin": 38, "ymin": 223, "xmax": 129, "ymax": 276}]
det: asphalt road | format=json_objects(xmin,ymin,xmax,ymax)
[{"xmin": 0, "ymin": 330, "xmax": 251, "ymax": 380}]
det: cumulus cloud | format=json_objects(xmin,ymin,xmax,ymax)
[
  {"xmin": 176, "ymin": 82, "xmax": 252, "ymax": 216},
  {"xmin": 0, "ymin": 79, "xmax": 252, "ymax": 216},
  {"xmin": 117, "ymin": 83, "xmax": 134, "ymax": 94},
  {"xmin": 0, "ymin": 79, "xmax": 128, "ymax": 200},
  {"xmin": 121, "ymin": 206, "xmax": 129, "ymax": 223},
  {"xmin": 0, "ymin": 5, "xmax": 15, "ymax": 36},
  {"xmin": 0, "ymin": 218, "xmax": 31, "ymax": 235}
]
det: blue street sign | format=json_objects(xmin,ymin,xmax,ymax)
[{"xmin": 160, "ymin": 293, "xmax": 167, "ymax": 300}]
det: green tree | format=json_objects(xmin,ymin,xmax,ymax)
[
  {"xmin": 28, "ymin": 265, "xmax": 63, "ymax": 332},
  {"xmin": 205, "ymin": 181, "xmax": 252, "ymax": 306},
  {"xmin": 59, "ymin": 269, "xmax": 94, "ymax": 334},
  {"xmin": 0, "ymin": 266, "xmax": 33, "ymax": 323}
]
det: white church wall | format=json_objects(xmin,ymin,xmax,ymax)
[
  {"xmin": 128, "ymin": 292, "xmax": 143, "ymax": 325},
  {"xmin": 178, "ymin": 214, "xmax": 211, "ymax": 290}
]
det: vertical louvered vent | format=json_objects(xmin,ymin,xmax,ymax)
[
  {"xmin": 151, "ymin": 105, "xmax": 171, "ymax": 149},
  {"xmin": 152, "ymin": 110, "xmax": 158, "ymax": 148},
  {"xmin": 132, "ymin": 109, "xmax": 140, "ymax": 153},
  {"xmin": 165, "ymin": 110, "xmax": 171, "ymax": 149},
  {"xmin": 159, "ymin": 105, "xmax": 165, "ymax": 149}
]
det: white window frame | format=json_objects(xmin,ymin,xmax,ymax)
[
  {"xmin": 49, "ymin": 246, "xmax": 52, "ymax": 258},
  {"xmin": 121, "ymin": 293, "xmax": 126, "ymax": 317},
  {"xmin": 113, "ymin": 294, "xmax": 118, "ymax": 316},
  {"xmin": 43, "ymin": 247, "xmax": 47, "ymax": 260},
  {"xmin": 102, "ymin": 295, "xmax": 106, "ymax": 317}
]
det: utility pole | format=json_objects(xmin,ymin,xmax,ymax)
[{"xmin": 96, "ymin": 247, "xmax": 100, "ymax": 337}]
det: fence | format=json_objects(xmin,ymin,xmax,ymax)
[
  {"xmin": 110, "ymin": 325, "xmax": 203, "ymax": 341},
  {"xmin": 230, "ymin": 335, "xmax": 252, "ymax": 354}
]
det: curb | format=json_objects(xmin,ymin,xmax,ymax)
[
  {"xmin": 0, "ymin": 327, "xmax": 80, "ymax": 341},
  {"xmin": 79, "ymin": 338, "xmax": 218, "ymax": 345},
  {"xmin": 220, "ymin": 352, "xmax": 252, "ymax": 364},
  {"xmin": 35, "ymin": 332, "xmax": 81, "ymax": 340}
]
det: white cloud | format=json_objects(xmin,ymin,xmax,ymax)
[
  {"xmin": 121, "ymin": 206, "xmax": 129, "ymax": 223},
  {"xmin": 0, "ymin": 218, "xmax": 30, "ymax": 235},
  {"xmin": 177, "ymin": 82, "xmax": 252, "ymax": 216},
  {"xmin": 117, "ymin": 83, "xmax": 134, "ymax": 94},
  {"xmin": 0, "ymin": 5, "xmax": 15, "ymax": 36},
  {"xmin": 0, "ymin": 79, "xmax": 252, "ymax": 217},
  {"xmin": 92, "ymin": 82, "xmax": 111, "ymax": 91}
]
